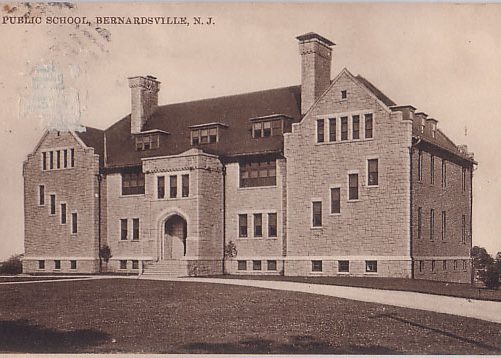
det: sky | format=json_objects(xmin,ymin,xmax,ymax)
[{"xmin": 0, "ymin": 3, "xmax": 500, "ymax": 260}]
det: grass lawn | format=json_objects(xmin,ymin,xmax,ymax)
[
  {"xmin": 0, "ymin": 278, "xmax": 500, "ymax": 354},
  {"xmin": 211, "ymin": 275, "xmax": 501, "ymax": 302}
]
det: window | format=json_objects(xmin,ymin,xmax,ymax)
[
  {"xmin": 329, "ymin": 118, "xmax": 336, "ymax": 142},
  {"xmin": 418, "ymin": 150, "xmax": 423, "ymax": 181},
  {"xmin": 120, "ymin": 219, "xmax": 128, "ymax": 240},
  {"xmin": 431, "ymin": 122, "xmax": 437, "ymax": 138},
  {"xmin": 419, "ymin": 260, "xmax": 424, "ymax": 273},
  {"xmin": 252, "ymin": 121, "xmax": 281, "ymax": 138},
  {"xmin": 240, "ymin": 160, "xmax": 276, "ymax": 187},
  {"xmin": 338, "ymin": 260, "xmax": 349, "ymax": 273},
  {"xmin": 182, "ymin": 174, "xmax": 189, "ymax": 197},
  {"xmin": 417, "ymin": 207, "xmax": 422, "ymax": 239},
  {"xmin": 238, "ymin": 214, "xmax": 248, "ymax": 238},
  {"xmin": 341, "ymin": 90, "xmax": 347, "ymax": 99},
  {"xmin": 462, "ymin": 215, "xmax": 467, "ymax": 244},
  {"xmin": 132, "ymin": 218, "xmax": 139, "ymax": 241},
  {"xmin": 462, "ymin": 168, "xmax": 467, "ymax": 192},
  {"xmin": 50, "ymin": 194, "xmax": 56, "ymax": 215},
  {"xmin": 443, "ymin": 260, "xmax": 447, "ymax": 271},
  {"xmin": 330, "ymin": 188, "xmax": 340, "ymax": 214},
  {"xmin": 341, "ymin": 117, "xmax": 348, "ymax": 141},
  {"xmin": 267, "ymin": 260, "xmax": 277, "ymax": 271},
  {"xmin": 352, "ymin": 115, "xmax": 360, "ymax": 140},
  {"xmin": 70, "ymin": 148, "xmax": 75, "ymax": 168},
  {"xmin": 60, "ymin": 203, "xmax": 66, "ymax": 224},
  {"xmin": 120, "ymin": 260, "xmax": 127, "ymax": 270},
  {"xmin": 430, "ymin": 209, "xmax": 435, "ymax": 240},
  {"xmin": 453, "ymin": 260, "xmax": 457, "ymax": 270},
  {"xmin": 253, "ymin": 260, "xmax": 262, "ymax": 271},
  {"xmin": 366, "ymin": 260, "xmax": 378, "ymax": 273},
  {"xmin": 42, "ymin": 152, "xmax": 47, "ymax": 170},
  {"xmin": 365, "ymin": 113, "xmax": 373, "ymax": 138},
  {"xmin": 442, "ymin": 160, "xmax": 447, "ymax": 188},
  {"xmin": 268, "ymin": 213, "xmax": 277, "ymax": 237},
  {"xmin": 348, "ymin": 173, "xmax": 359, "ymax": 200},
  {"xmin": 38, "ymin": 260, "xmax": 45, "ymax": 270},
  {"xmin": 39, "ymin": 185, "xmax": 45, "ymax": 206},
  {"xmin": 312, "ymin": 260, "xmax": 323, "ymax": 272},
  {"xmin": 169, "ymin": 175, "xmax": 177, "ymax": 198},
  {"xmin": 157, "ymin": 176, "xmax": 165, "ymax": 199},
  {"xmin": 56, "ymin": 150, "xmax": 61, "ymax": 169},
  {"xmin": 49, "ymin": 151, "xmax": 54, "ymax": 169},
  {"xmin": 312, "ymin": 201, "xmax": 322, "ymax": 227},
  {"xmin": 70, "ymin": 260, "xmax": 77, "ymax": 270},
  {"xmin": 191, "ymin": 127, "xmax": 218, "ymax": 145},
  {"xmin": 441, "ymin": 211, "xmax": 446, "ymax": 241},
  {"xmin": 430, "ymin": 155, "xmax": 435, "ymax": 184},
  {"xmin": 132, "ymin": 260, "xmax": 139, "ymax": 270},
  {"xmin": 71, "ymin": 212, "xmax": 78, "ymax": 234},
  {"xmin": 316, "ymin": 119, "xmax": 325, "ymax": 143},
  {"xmin": 254, "ymin": 214, "xmax": 262, "ymax": 237},
  {"xmin": 135, "ymin": 134, "xmax": 159, "ymax": 151},
  {"xmin": 121, "ymin": 172, "xmax": 145, "ymax": 195},
  {"xmin": 431, "ymin": 260, "xmax": 436, "ymax": 272},
  {"xmin": 54, "ymin": 260, "xmax": 61, "ymax": 270},
  {"xmin": 463, "ymin": 260, "xmax": 467, "ymax": 270},
  {"xmin": 367, "ymin": 159, "xmax": 378, "ymax": 186},
  {"xmin": 238, "ymin": 260, "xmax": 247, "ymax": 270},
  {"xmin": 63, "ymin": 149, "xmax": 68, "ymax": 168}
]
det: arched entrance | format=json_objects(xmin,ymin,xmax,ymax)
[{"xmin": 164, "ymin": 215, "xmax": 187, "ymax": 259}]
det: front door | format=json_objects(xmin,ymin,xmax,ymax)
[{"xmin": 164, "ymin": 215, "xmax": 187, "ymax": 259}]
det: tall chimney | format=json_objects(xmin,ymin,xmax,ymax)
[
  {"xmin": 128, "ymin": 75, "xmax": 160, "ymax": 134},
  {"xmin": 296, "ymin": 32, "xmax": 335, "ymax": 115}
]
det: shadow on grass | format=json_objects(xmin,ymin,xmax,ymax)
[
  {"xmin": 373, "ymin": 314, "xmax": 501, "ymax": 353},
  {"xmin": 181, "ymin": 335, "xmax": 399, "ymax": 354},
  {"xmin": 0, "ymin": 320, "xmax": 110, "ymax": 353}
]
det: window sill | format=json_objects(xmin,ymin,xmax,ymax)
[
  {"xmin": 329, "ymin": 213, "xmax": 341, "ymax": 216},
  {"xmin": 119, "ymin": 194, "xmax": 145, "ymax": 198},
  {"xmin": 236, "ymin": 237, "xmax": 279, "ymax": 241},
  {"xmin": 310, "ymin": 271, "xmax": 324, "ymax": 274},
  {"xmin": 238, "ymin": 185, "xmax": 278, "ymax": 191},
  {"xmin": 157, "ymin": 196, "xmax": 191, "ymax": 201},
  {"xmin": 337, "ymin": 271, "xmax": 350, "ymax": 275},
  {"xmin": 315, "ymin": 138, "xmax": 374, "ymax": 146},
  {"xmin": 310, "ymin": 226, "xmax": 323, "ymax": 230},
  {"xmin": 367, "ymin": 185, "xmax": 379, "ymax": 188},
  {"xmin": 364, "ymin": 271, "xmax": 378, "ymax": 275},
  {"xmin": 347, "ymin": 199, "xmax": 360, "ymax": 203}
]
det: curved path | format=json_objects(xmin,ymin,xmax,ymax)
[{"xmin": 140, "ymin": 276, "xmax": 501, "ymax": 324}]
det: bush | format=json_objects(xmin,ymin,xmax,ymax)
[
  {"xmin": 99, "ymin": 245, "xmax": 112, "ymax": 263},
  {"xmin": 0, "ymin": 254, "xmax": 23, "ymax": 274},
  {"xmin": 479, "ymin": 264, "xmax": 500, "ymax": 290},
  {"xmin": 224, "ymin": 241, "xmax": 237, "ymax": 258}
]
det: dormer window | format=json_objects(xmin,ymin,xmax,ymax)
[
  {"xmin": 135, "ymin": 134, "xmax": 159, "ymax": 151},
  {"xmin": 252, "ymin": 120, "xmax": 282, "ymax": 138},
  {"xmin": 431, "ymin": 122, "xmax": 437, "ymax": 138},
  {"xmin": 420, "ymin": 118, "xmax": 425, "ymax": 134},
  {"xmin": 189, "ymin": 123, "xmax": 228, "ymax": 145}
]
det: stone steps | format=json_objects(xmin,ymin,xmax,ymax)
[{"xmin": 142, "ymin": 260, "xmax": 188, "ymax": 277}]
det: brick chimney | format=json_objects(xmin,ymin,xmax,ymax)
[
  {"xmin": 297, "ymin": 32, "xmax": 335, "ymax": 115},
  {"xmin": 128, "ymin": 75, "xmax": 160, "ymax": 134}
]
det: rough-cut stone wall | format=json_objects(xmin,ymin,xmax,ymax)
[
  {"xmin": 223, "ymin": 159, "xmax": 286, "ymax": 274},
  {"xmin": 411, "ymin": 145, "xmax": 473, "ymax": 283},
  {"xmin": 284, "ymin": 70, "xmax": 413, "ymax": 277},
  {"xmin": 105, "ymin": 150, "xmax": 223, "ymax": 274},
  {"xmin": 23, "ymin": 130, "xmax": 100, "ymax": 273}
]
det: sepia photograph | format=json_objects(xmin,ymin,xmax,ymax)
[{"xmin": 0, "ymin": 2, "xmax": 500, "ymax": 355}]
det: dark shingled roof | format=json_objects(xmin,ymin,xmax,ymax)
[
  {"xmin": 104, "ymin": 85, "xmax": 302, "ymax": 168},
  {"xmin": 75, "ymin": 126, "xmax": 105, "ymax": 165},
  {"xmin": 78, "ymin": 72, "xmax": 472, "ymax": 168}
]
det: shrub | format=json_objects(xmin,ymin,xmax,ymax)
[
  {"xmin": 0, "ymin": 254, "xmax": 23, "ymax": 274},
  {"xmin": 99, "ymin": 245, "xmax": 112, "ymax": 263},
  {"xmin": 224, "ymin": 241, "xmax": 237, "ymax": 258},
  {"xmin": 479, "ymin": 264, "xmax": 500, "ymax": 290}
]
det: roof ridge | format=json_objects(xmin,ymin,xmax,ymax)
[{"xmin": 158, "ymin": 84, "xmax": 300, "ymax": 109}]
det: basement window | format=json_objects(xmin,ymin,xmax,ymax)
[
  {"xmin": 312, "ymin": 260, "xmax": 323, "ymax": 272},
  {"xmin": 365, "ymin": 260, "xmax": 378, "ymax": 273}
]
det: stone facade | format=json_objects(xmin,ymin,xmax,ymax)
[
  {"xmin": 23, "ymin": 130, "xmax": 101, "ymax": 273},
  {"xmin": 284, "ymin": 70, "xmax": 413, "ymax": 277},
  {"xmin": 23, "ymin": 32, "xmax": 474, "ymax": 283},
  {"xmin": 411, "ymin": 143, "xmax": 473, "ymax": 283}
]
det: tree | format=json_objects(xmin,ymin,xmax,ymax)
[
  {"xmin": 0, "ymin": 254, "xmax": 23, "ymax": 274},
  {"xmin": 479, "ymin": 264, "xmax": 500, "ymax": 290},
  {"xmin": 472, "ymin": 246, "xmax": 494, "ymax": 270},
  {"xmin": 495, "ymin": 252, "xmax": 501, "ymax": 271},
  {"xmin": 99, "ymin": 245, "xmax": 112, "ymax": 273}
]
